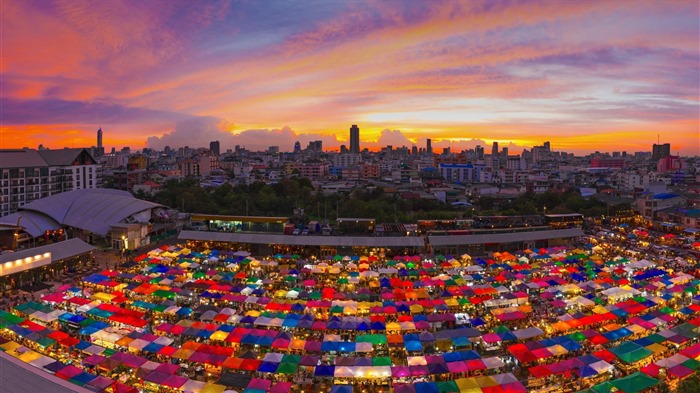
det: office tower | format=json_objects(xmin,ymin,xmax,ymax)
[
  {"xmin": 97, "ymin": 127, "xmax": 103, "ymax": 150},
  {"xmin": 502, "ymin": 147, "xmax": 508, "ymax": 157},
  {"xmin": 543, "ymin": 141, "xmax": 551, "ymax": 152},
  {"xmin": 426, "ymin": 139, "xmax": 432, "ymax": 154},
  {"xmin": 210, "ymin": 141, "xmax": 220, "ymax": 156},
  {"xmin": 492, "ymin": 142, "xmax": 498, "ymax": 157},
  {"xmin": 294, "ymin": 141, "xmax": 301, "ymax": 153},
  {"xmin": 652, "ymin": 143, "xmax": 671, "ymax": 161},
  {"xmin": 350, "ymin": 125, "xmax": 360, "ymax": 154},
  {"xmin": 475, "ymin": 145, "xmax": 484, "ymax": 159},
  {"xmin": 411, "ymin": 145, "xmax": 418, "ymax": 155}
]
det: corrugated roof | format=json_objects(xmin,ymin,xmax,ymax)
[
  {"xmin": 0, "ymin": 210, "xmax": 61, "ymax": 237},
  {"xmin": 178, "ymin": 230, "xmax": 425, "ymax": 247},
  {"xmin": 0, "ymin": 149, "xmax": 48, "ymax": 168},
  {"xmin": 19, "ymin": 189, "xmax": 162, "ymax": 236},
  {"xmin": 0, "ymin": 238, "xmax": 95, "ymax": 265},
  {"xmin": 428, "ymin": 228, "xmax": 584, "ymax": 246}
]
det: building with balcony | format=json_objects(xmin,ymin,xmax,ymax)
[{"xmin": 0, "ymin": 148, "xmax": 99, "ymax": 217}]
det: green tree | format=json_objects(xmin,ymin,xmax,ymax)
[{"xmin": 677, "ymin": 371, "xmax": 700, "ymax": 393}]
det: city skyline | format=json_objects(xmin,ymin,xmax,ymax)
[{"xmin": 1, "ymin": 1, "xmax": 699, "ymax": 155}]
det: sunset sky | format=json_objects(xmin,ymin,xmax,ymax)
[{"xmin": 1, "ymin": 0, "xmax": 698, "ymax": 155}]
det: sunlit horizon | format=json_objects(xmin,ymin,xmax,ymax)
[{"xmin": 1, "ymin": 0, "xmax": 698, "ymax": 155}]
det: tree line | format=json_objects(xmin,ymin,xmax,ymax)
[{"xmin": 135, "ymin": 178, "xmax": 629, "ymax": 223}]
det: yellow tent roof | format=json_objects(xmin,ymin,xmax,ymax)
[
  {"xmin": 200, "ymin": 383, "xmax": 226, "ymax": 393},
  {"xmin": 456, "ymin": 377, "xmax": 481, "ymax": 391},
  {"xmin": 209, "ymin": 331, "xmax": 229, "ymax": 341},
  {"xmin": 92, "ymin": 292, "xmax": 115, "ymax": 302},
  {"xmin": 0, "ymin": 341, "xmax": 21, "ymax": 353},
  {"xmin": 475, "ymin": 376, "xmax": 498, "ymax": 388},
  {"xmin": 646, "ymin": 343, "xmax": 667, "ymax": 354},
  {"xmin": 18, "ymin": 350, "xmax": 42, "ymax": 363}
]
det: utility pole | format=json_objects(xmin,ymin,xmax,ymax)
[{"xmin": 12, "ymin": 216, "xmax": 23, "ymax": 250}]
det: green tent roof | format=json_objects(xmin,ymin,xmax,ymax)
[
  {"xmin": 36, "ymin": 337, "xmax": 56, "ymax": 348},
  {"xmin": 276, "ymin": 362, "xmax": 298, "ymax": 374},
  {"xmin": 281, "ymin": 354, "xmax": 300, "ymax": 364},
  {"xmin": 682, "ymin": 358, "xmax": 700, "ymax": 370},
  {"xmin": 356, "ymin": 334, "xmax": 387, "ymax": 345},
  {"xmin": 1, "ymin": 313, "xmax": 24, "ymax": 325},
  {"xmin": 152, "ymin": 290, "xmax": 175, "ymax": 299},
  {"xmin": 436, "ymin": 381, "xmax": 459, "ymax": 393},
  {"xmin": 372, "ymin": 357, "xmax": 392, "ymax": 366},
  {"xmin": 611, "ymin": 372, "xmax": 658, "ymax": 393},
  {"xmin": 569, "ymin": 332, "xmax": 587, "ymax": 342},
  {"xmin": 618, "ymin": 347, "xmax": 653, "ymax": 364},
  {"xmin": 590, "ymin": 381, "xmax": 614, "ymax": 393}
]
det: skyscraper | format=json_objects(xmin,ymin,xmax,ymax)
[
  {"xmin": 294, "ymin": 141, "xmax": 301, "ymax": 153},
  {"xmin": 492, "ymin": 142, "xmax": 498, "ymax": 157},
  {"xmin": 210, "ymin": 141, "xmax": 220, "ymax": 156},
  {"xmin": 94, "ymin": 127, "xmax": 104, "ymax": 157},
  {"xmin": 652, "ymin": 143, "xmax": 670, "ymax": 161},
  {"xmin": 426, "ymin": 139, "xmax": 432, "ymax": 154},
  {"xmin": 350, "ymin": 125, "xmax": 360, "ymax": 154}
]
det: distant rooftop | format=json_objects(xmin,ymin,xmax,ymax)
[{"xmin": 654, "ymin": 193, "xmax": 680, "ymax": 200}]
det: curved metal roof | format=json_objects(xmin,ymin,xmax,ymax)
[
  {"xmin": 17, "ymin": 189, "xmax": 162, "ymax": 236},
  {"xmin": 0, "ymin": 210, "xmax": 61, "ymax": 237}
]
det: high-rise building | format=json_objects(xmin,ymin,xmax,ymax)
[
  {"xmin": 209, "ymin": 141, "xmax": 220, "ymax": 156},
  {"xmin": 294, "ymin": 141, "xmax": 301, "ymax": 153},
  {"xmin": 306, "ymin": 140, "xmax": 322, "ymax": 152},
  {"xmin": 94, "ymin": 127, "xmax": 104, "ymax": 157},
  {"xmin": 475, "ymin": 145, "xmax": 484, "ymax": 159},
  {"xmin": 426, "ymin": 139, "xmax": 432, "ymax": 154},
  {"xmin": 0, "ymin": 148, "xmax": 100, "ymax": 216},
  {"xmin": 349, "ymin": 125, "xmax": 360, "ymax": 154},
  {"xmin": 652, "ymin": 143, "xmax": 670, "ymax": 161},
  {"xmin": 491, "ymin": 142, "xmax": 498, "ymax": 157}
]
